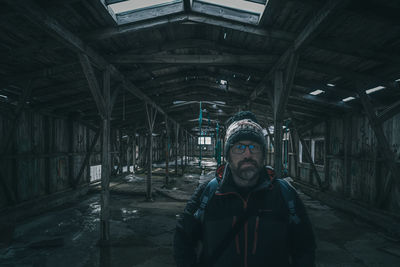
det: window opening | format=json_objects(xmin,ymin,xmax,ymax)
[
  {"xmin": 299, "ymin": 138, "xmax": 324, "ymax": 166},
  {"xmin": 198, "ymin": 136, "xmax": 212, "ymax": 145}
]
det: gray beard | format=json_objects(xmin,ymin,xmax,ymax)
[{"xmin": 239, "ymin": 168, "xmax": 258, "ymax": 181}]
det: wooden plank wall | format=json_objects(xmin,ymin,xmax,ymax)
[
  {"xmin": 0, "ymin": 111, "xmax": 101, "ymax": 209},
  {"xmin": 291, "ymin": 113, "xmax": 400, "ymax": 214}
]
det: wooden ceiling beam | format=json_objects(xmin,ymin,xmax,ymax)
[
  {"xmin": 109, "ymin": 54, "xmax": 278, "ymax": 65},
  {"xmin": 5, "ymin": 0, "xmax": 181, "ymax": 128},
  {"xmin": 250, "ymin": 0, "xmax": 349, "ymax": 100}
]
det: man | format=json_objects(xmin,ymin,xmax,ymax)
[{"xmin": 174, "ymin": 111, "xmax": 316, "ymax": 267}]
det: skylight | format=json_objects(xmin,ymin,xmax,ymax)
[
  {"xmin": 342, "ymin": 96, "xmax": 356, "ymax": 102},
  {"xmin": 108, "ymin": 0, "xmax": 180, "ymax": 14},
  {"xmin": 198, "ymin": 0, "xmax": 266, "ymax": 14},
  {"xmin": 309, "ymin": 89, "xmax": 325, "ymax": 96},
  {"xmin": 365, "ymin": 85, "xmax": 385, "ymax": 94},
  {"xmin": 192, "ymin": 0, "xmax": 269, "ymax": 25},
  {"xmin": 105, "ymin": 0, "xmax": 184, "ymax": 24}
]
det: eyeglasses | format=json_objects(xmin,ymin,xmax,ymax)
[{"xmin": 231, "ymin": 143, "xmax": 262, "ymax": 154}]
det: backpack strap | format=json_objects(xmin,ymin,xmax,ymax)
[
  {"xmin": 194, "ymin": 178, "xmax": 219, "ymax": 221},
  {"xmin": 276, "ymin": 179, "xmax": 301, "ymax": 225}
]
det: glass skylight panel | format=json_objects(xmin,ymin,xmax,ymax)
[
  {"xmin": 108, "ymin": 0, "xmax": 180, "ymax": 14},
  {"xmin": 365, "ymin": 86, "xmax": 385, "ymax": 94},
  {"xmin": 198, "ymin": 0, "xmax": 266, "ymax": 14},
  {"xmin": 309, "ymin": 89, "xmax": 325, "ymax": 96},
  {"xmin": 192, "ymin": 0, "xmax": 269, "ymax": 25},
  {"xmin": 342, "ymin": 96, "xmax": 356, "ymax": 102}
]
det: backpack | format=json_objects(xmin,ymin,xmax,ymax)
[{"xmin": 194, "ymin": 165, "xmax": 300, "ymax": 225}]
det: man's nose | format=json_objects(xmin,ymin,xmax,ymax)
[{"xmin": 243, "ymin": 146, "xmax": 252, "ymax": 156}]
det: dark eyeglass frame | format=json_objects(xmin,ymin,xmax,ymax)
[{"xmin": 230, "ymin": 143, "xmax": 261, "ymax": 154}]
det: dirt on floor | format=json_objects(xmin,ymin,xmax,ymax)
[{"xmin": 1, "ymin": 158, "xmax": 400, "ymax": 267}]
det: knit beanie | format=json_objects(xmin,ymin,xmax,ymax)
[{"xmin": 224, "ymin": 111, "xmax": 266, "ymax": 159}]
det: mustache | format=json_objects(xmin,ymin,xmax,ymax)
[{"xmin": 238, "ymin": 159, "xmax": 258, "ymax": 168}]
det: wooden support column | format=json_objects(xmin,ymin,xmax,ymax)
[
  {"xmin": 358, "ymin": 89, "xmax": 400, "ymax": 207},
  {"xmin": 185, "ymin": 132, "xmax": 189, "ymax": 166},
  {"xmin": 324, "ymin": 120, "xmax": 331, "ymax": 188},
  {"xmin": 100, "ymin": 67, "xmax": 111, "ymax": 243},
  {"xmin": 132, "ymin": 129, "xmax": 136, "ymax": 173},
  {"xmin": 145, "ymin": 104, "xmax": 157, "ymax": 201},
  {"xmin": 343, "ymin": 114, "xmax": 352, "ymax": 197},
  {"xmin": 175, "ymin": 123, "xmax": 179, "ymax": 175},
  {"xmin": 125, "ymin": 135, "xmax": 132, "ymax": 173},
  {"xmin": 180, "ymin": 129, "xmax": 184, "ymax": 175},
  {"xmin": 274, "ymin": 70, "xmax": 284, "ymax": 178},
  {"xmin": 44, "ymin": 116, "xmax": 51, "ymax": 194},
  {"xmin": 68, "ymin": 115, "xmax": 75, "ymax": 188},
  {"xmin": 273, "ymin": 52, "xmax": 299, "ymax": 178},
  {"xmin": 165, "ymin": 116, "xmax": 170, "ymax": 184},
  {"xmin": 289, "ymin": 130, "xmax": 299, "ymax": 178},
  {"xmin": 86, "ymin": 128, "xmax": 91, "ymax": 183},
  {"xmin": 265, "ymin": 124, "xmax": 274, "ymax": 166},
  {"xmin": 80, "ymin": 53, "xmax": 111, "ymax": 243}
]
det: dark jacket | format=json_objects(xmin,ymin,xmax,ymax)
[{"xmin": 174, "ymin": 165, "xmax": 316, "ymax": 267}]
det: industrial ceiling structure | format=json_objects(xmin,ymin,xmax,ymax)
[{"xmin": 0, "ymin": 0, "xmax": 399, "ymax": 135}]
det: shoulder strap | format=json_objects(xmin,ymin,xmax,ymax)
[
  {"xmin": 194, "ymin": 178, "xmax": 219, "ymax": 221},
  {"xmin": 276, "ymin": 179, "xmax": 301, "ymax": 224}
]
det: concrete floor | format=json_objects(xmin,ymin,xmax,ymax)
[{"xmin": 1, "ymin": 159, "xmax": 400, "ymax": 267}]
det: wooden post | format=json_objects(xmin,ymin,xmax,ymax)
[
  {"xmin": 100, "ymin": 67, "xmax": 111, "ymax": 243},
  {"xmin": 274, "ymin": 70, "xmax": 284, "ymax": 179},
  {"xmin": 185, "ymin": 131, "xmax": 188, "ymax": 166},
  {"xmin": 324, "ymin": 120, "xmax": 331, "ymax": 188},
  {"xmin": 180, "ymin": 129, "xmax": 184, "ymax": 175},
  {"xmin": 44, "ymin": 116, "xmax": 51, "ymax": 194},
  {"xmin": 68, "ymin": 115, "xmax": 75, "ymax": 188},
  {"xmin": 343, "ymin": 114, "xmax": 352, "ymax": 197},
  {"xmin": 274, "ymin": 120, "xmax": 283, "ymax": 178},
  {"xmin": 175, "ymin": 123, "xmax": 179, "ymax": 176},
  {"xmin": 145, "ymin": 104, "xmax": 157, "ymax": 201},
  {"xmin": 165, "ymin": 116, "xmax": 170, "ymax": 184},
  {"xmin": 86, "ymin": 127, "xmax": 91, "ymax": 183},
  {"xmin": 118, "ymin": 130, "xmax": 123, "ymax": 174},
  {"xmin": 132, "ymin": 130, "xmax": 136, "ymax": 173}
]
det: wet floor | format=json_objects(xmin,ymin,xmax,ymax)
[{"xmin": 1, "ymin": 158, "xmax": 399, "ymax": 267}]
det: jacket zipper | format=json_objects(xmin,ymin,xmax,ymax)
[
  {"xmin": 215, "ymin": 191, "xmax": 252, "ymax": 267},
  {"xmin": 252, "ymin": 216, "xmax": 259, "ymax": 255},
  {"xmin": 232, "ymin": 216, "xmax": 240, "ymax": 254}
]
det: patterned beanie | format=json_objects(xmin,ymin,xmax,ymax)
[{"xmin": 224, "ymin": 111, "xmax": 266, "ymax": 159}]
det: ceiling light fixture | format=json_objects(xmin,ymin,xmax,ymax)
[
  {"xmin": 342, "ymin": 96, "xmax": 356, "ymax": 102},
  {"xmin": 309, "ymin": 89, "xmax": 325, "ymax": 96},
  {"xmin": 365, "ymin": 85, "xmax": 385, "ymax": 94}
]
